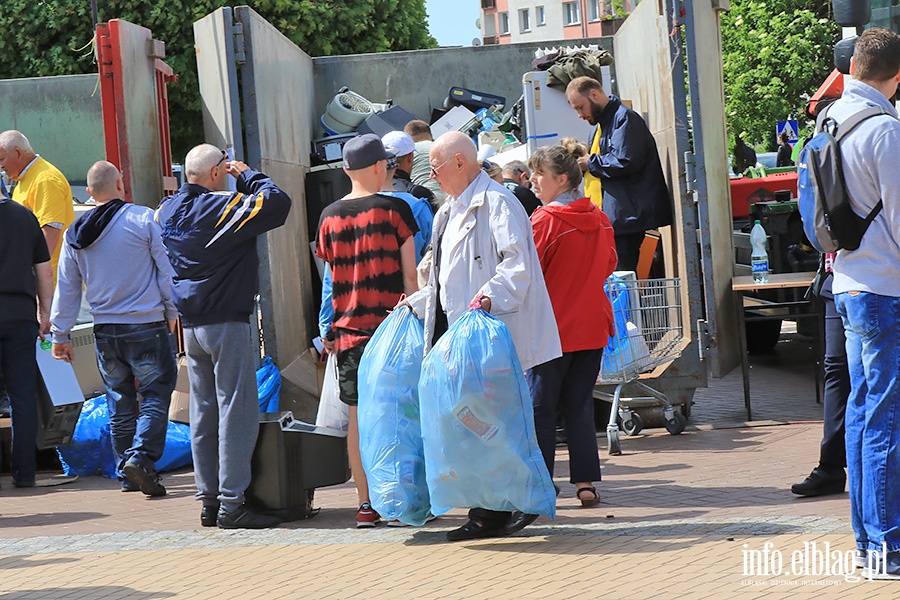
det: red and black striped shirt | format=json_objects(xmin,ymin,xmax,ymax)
[{"xmin": 316, "ymin": 193, "xmax": 417, "ymax": 351}]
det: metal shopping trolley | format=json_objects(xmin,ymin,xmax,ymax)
[{"xmin": 597, "ymin": 277, "xmax": 686, "ymax": 455}]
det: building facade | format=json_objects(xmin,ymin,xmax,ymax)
[{"xmin": 480, "ymin": 0, "xmax": 635, "ymax": 45}]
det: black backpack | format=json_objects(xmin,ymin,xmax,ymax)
[{"xmin": 798, "ymin": 105, "xmax": 892, "ymax": 253}]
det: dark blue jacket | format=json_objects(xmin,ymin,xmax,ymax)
[
  {"xmin": 587, "ymin": 95, "xmax": 673, "ymax": 235},
  {"xmin": 156, "ymin": 170, "xmax": 291, "ymax": 327}
]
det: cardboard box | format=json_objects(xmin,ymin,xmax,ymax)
[
  {"xmin": 311, "ymin": 348, "xmax": 327, "ymax": 397},
  {"xmin": 169, "ymin": 356, "xmax": 191, "ymax": 424}
]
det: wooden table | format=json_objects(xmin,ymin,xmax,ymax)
[{"xmin": 732, "ymin": 271, "xmax": 820, "ymax": 420}]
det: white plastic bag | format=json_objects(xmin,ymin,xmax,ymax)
[{"xmin": 315, "ymin": 353, "xmax": 348, "ymax": 431}]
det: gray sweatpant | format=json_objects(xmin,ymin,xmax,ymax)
[{"xmin": 184, "ymin": 321, "xmax": 259, "ymax": 511}]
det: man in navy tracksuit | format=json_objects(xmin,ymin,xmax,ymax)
[{"xmin": 156, "ymin": 145, "xmax": 291, "ymax": 529}]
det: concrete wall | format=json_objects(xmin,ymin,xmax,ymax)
[
  {"xmin": 311, "ymin": 36, "xmax": 614, "ymax": 137},
  {"xmin": 0, "ymin": 74, "xmax": 104, "ymax": 183}
]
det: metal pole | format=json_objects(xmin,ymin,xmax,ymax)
[{"xmin": 91, "ymin": 0, "xmax": 98, "ymax": 27}]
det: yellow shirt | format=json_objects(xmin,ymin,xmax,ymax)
[
  {"xmin": 13, "ymin": 157, "xmax": 74, "ymax": 286},
  {"xmin": 584, "ymin": 126, "xmax": 603, "ymax": 209}
]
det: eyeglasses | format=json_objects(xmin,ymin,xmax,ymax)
[
  {"xmin": 430, "ymin": 157, "xmax": 453, "ymax": 178},
  {"xmin": 216, "ymin": 150, "xmax": 227, "ymax": 168}
]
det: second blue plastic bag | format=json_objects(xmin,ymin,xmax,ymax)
[
  {"xmin": 358, "ymin": 306, "xmax": 431, "ymax": 526},
  {"xmin": 419, "ymin": 308, "xmax": 556, "ymax": 519}
]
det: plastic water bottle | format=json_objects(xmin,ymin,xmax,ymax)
[{"xmin": 750, "ymin": 220, "xmax": 769, "ymax": 283}]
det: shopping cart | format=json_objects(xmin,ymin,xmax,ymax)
[{"xmin": 596, "ymin": 277, "xmax": 686, "ymax": 455}]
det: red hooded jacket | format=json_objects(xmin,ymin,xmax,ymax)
[{"xmin": 530, "ymin": 197, "xmax": 617, "ymax": 353}]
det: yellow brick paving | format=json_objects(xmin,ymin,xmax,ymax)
[{"xmin": 1, "ymin": 423, "xmax": 898, "ymax": 598}]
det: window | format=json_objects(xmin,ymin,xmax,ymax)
[
  {"xmin": 499, "ymin": 11, "xmax": 510, "ymax": 34},
  {"xmin": 563, "ymin": 2, "xmax": 581, "ymax": 26},
  {"xmin": 588, "ymin": 0, "xmax": 601, "ymax": 21},
  {"xmin": 536, "ymin": 6, "xmax": 546, "ymax": 26},
  {"xmin": 519, "ymin": 8, "xmax": 531, "ymax": 32}
]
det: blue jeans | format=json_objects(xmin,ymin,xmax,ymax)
[
  {"xmin": 0, "ymin": 322, "xmax": 39, "ymax": 484},
  {"xmin": 835, "ymin": 292, "xmax": 900, "ymax": 553},
  {"xmin": 94, "ymin": 322, "xmax": 176, "ymax": 480}
]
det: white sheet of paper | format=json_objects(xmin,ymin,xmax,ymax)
[{"xmin": 35, "ymin": 340, "xmax": 84, "ymax": 407}]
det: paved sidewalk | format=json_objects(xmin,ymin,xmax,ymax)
[
  {"xmin": 1, "ymin": 423, "xmax": 895, "ymax": 599},
  {"xmin": 3, "ymin": 334, "xmax": 894, "ymax": 598}
]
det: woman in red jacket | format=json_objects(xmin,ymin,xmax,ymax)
[{"xmin": 527, "ymin": 144, "xmax": 618, "ymax": 507}]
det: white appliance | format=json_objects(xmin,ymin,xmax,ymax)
[
  {"xmin": 522, "ymin": 67, "xmax": 611, "ymax": 155},
  {"xmin": 70, "ymin": 323, "xmax": 106, "ymax": 398}
]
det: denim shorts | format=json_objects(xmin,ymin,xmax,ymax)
[{"xmin": 336, "ymin": 340, "xmax": 368, "ymax": 406}]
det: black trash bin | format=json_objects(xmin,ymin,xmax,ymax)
[{"xmin": 246, "ymin": 411, "xmax": 350, "ymax": 522}]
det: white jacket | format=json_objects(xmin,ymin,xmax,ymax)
[{"xmin": 407, "ymin": 172, "xmax": 562, "ymax": 370}]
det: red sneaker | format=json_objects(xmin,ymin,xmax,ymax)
[{"xmin": 356, "ymin": 502, "xmax": 381, "ymax": 528}]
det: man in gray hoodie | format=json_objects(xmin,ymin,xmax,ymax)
[
  {"xmin": 826, "ymin": 27, "xmax": 900, "ymax": 580},
  {"xmin": 50, "ymin": 161, "xmax": 178, "ymax": 497}
]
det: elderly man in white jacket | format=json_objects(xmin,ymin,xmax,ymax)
[{"xmin": 405, "ymin": 131, "xmax": 562, "ymax": 541}]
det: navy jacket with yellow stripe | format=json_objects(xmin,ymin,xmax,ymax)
[{"xmin": 156, "ymin": 169, "xmax": 291, "ymax": 327}]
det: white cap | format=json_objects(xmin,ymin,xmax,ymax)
[{"xmin": 381, "ymin": 130, "xmax": 416, "ymax": 157}]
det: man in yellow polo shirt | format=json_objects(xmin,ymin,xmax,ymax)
[{"xmin": 0, "ymin": 131, "xmax": 74, "ymax": 286}]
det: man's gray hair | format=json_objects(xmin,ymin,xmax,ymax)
[
  {"xmin": 502, "ymin": 160, "xmax": 530, "ymax": 178},
  {"xmin": 86, "ymin": 161, "xmax": 121, "ymax": 196},
  {"xmin": 184, "ymin": 144, "xmax": 224, "ymax": 181},
  {"xmin": 0, "ymin": 130, "xmax": 34, "ymax": 154}
]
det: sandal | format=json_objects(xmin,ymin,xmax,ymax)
[{"xmin": 576, "ymin": 486, "xmax": 599, "ymax": 508}]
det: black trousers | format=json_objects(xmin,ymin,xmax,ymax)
[
  {"xmin": 614, "ymin": 232, "xmax": 645, "ymax": 272},
  {"xmin": 527, "ymin": 350, "xmax": 603, "ymax": 482},
  {"xmin": 820, "ymin": 295, "xmax": 850, "ymax": 469}
]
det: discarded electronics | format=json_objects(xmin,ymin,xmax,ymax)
[
  {"xmin": 246, "ymin": 411, "xmax": 350, "ymax": 521},
  {"xmin": 34, "ymin": 339, "xmax": 84, "ymax": 449}
]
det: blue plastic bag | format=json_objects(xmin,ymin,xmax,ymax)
[
  {"xmin": 257, "ymin": 357, "xmax": 281, "ymax": 413},
  {"xmin": 57, "ymin": 395, "xmax": 110, "ymax": 477},
  {"xmin": 600, "ymin": 276, "xmax": 636, "ymax": 377},
  {"xmin": 358, "ymin": 306, "xmax": 431, "ymax": 526},
  {"xmin": 419, "ymin": 308, "xmax": 556, "ymax": 518}
]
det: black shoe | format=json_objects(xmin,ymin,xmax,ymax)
[
  {"xmin": 446, "ymin": 518, "xmax": 504, "ymax": 542},
  {"xmin": 122, "ymin": 459, "xmax": 166, "ymax": 497},
  {"xmin": 502, "ymin": 511, "xmax": 539, "ymax": 536},
  {"xmin": 217, "ymin": 504, "xmax": 281, "ymax": 529},
  {"xmin": 201, "ymin": 503, "xmax": 220, "ymax": 527},
  {"xmin": 121, "ymin": 479, "xmax": 141, "ymax": 493},
  {"xmin": 791, "ymin": 467, "xmax": 846, "ymax": 497},
  {"xmin": 11, "ymin": 478, "xmax": 35, "ymax": 488}
]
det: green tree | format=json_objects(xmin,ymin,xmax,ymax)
[
  {"xmin": 0, "ymin": 1, "xmax": 436, "ymax": 159},
  {"xmin": 720, "ymin": 0, "xmax": 839, "ymax": 152}
]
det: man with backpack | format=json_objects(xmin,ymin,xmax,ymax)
[{"xmin": 815, "ymin": 27, "xmax": 900, "ymax": 579}]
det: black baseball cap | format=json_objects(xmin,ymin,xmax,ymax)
[{"xmin": 342, "ymin": 133, "xmax": 394, "ymax": 170}]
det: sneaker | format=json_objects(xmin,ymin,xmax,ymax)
[
  {"xmin": 790, "ymin": 467, "xmax": 845, "ymax": 497},
  {"xmin": 121, "ymin": 479, "xmax": 141, "ymax": 493},
  {"xmin": 217, "ymin": 504, "xmax": 281, "ymax": 529},
  {"xmin": 356, "ymin": 502, "xmax": 381, "ymax": 528},
  {"xmin": 387, "ymin": 519, "xmax": 410, "ymax": 527},
  {"xmin": 122, "ymin": 459, "xmax": 166, "ymax": 497},
  {"xmin": 861, "ymin": 550, "xmax": 900, "ymax": 580},
  {"xmin": 201, "ymin": 503, "xmax": 220, "ymax": 527},
  {"xmin": 855, "ymin": 549, "xmax": 867, "ymax": 569}
]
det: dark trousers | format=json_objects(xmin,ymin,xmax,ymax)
[
  {"xmin": 0, "ymin": 322, "xmax": 39, "ymax": 483},
  {"xmin": 527, "ymin": 350, "xmax": 603, "ymax": 483},
  {"xmin": 821, "ymin": 296, "xmax": 850, "ymax": 469},
  {"xmin": 614, "ymin": 232, "xmax": 645, "ymax": 272}
]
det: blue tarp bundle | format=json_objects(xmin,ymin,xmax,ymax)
[{"xmin": 58, "ymin": 357, "xmax": 283, "ymax": 477}]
